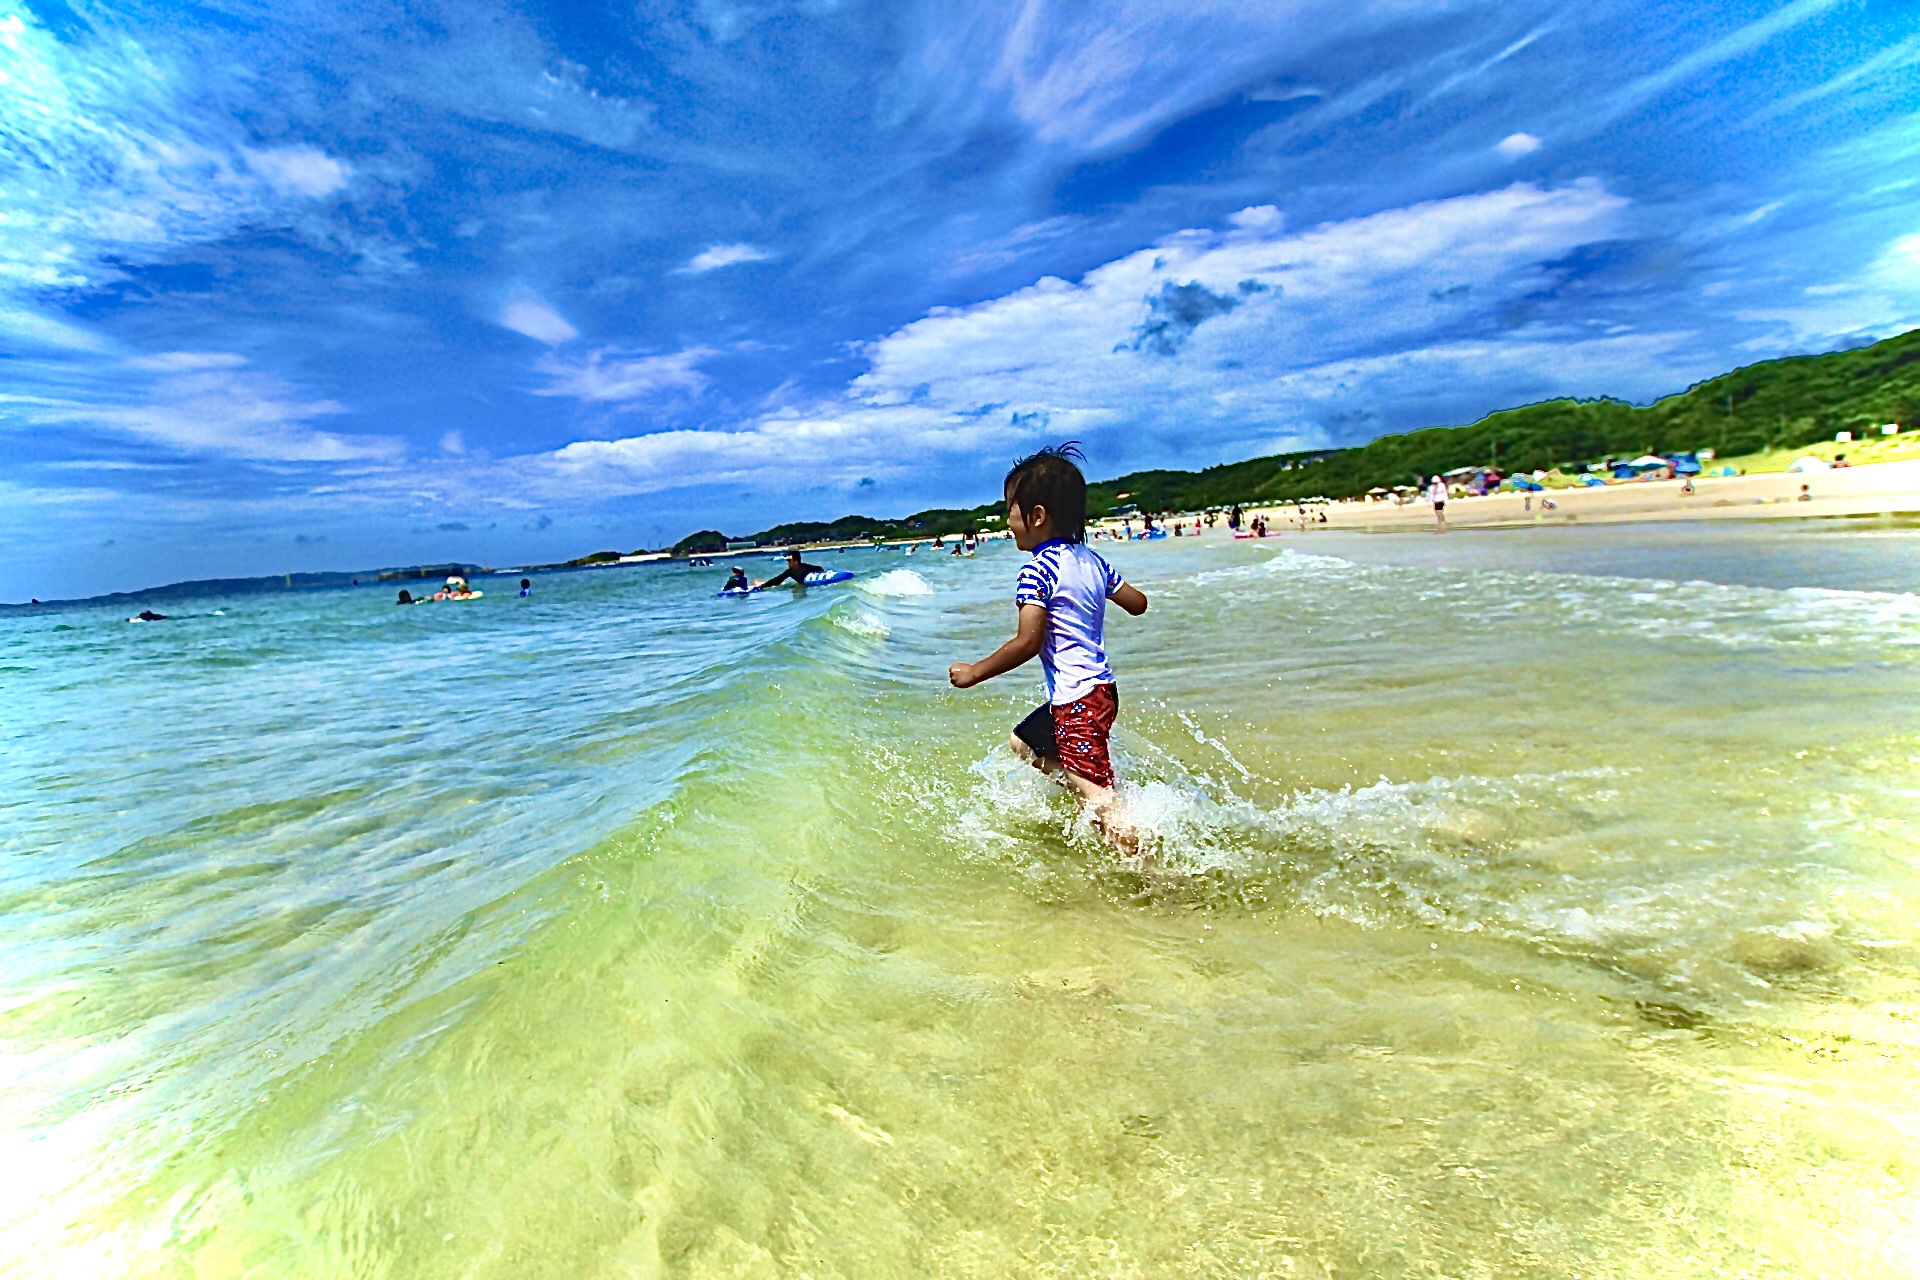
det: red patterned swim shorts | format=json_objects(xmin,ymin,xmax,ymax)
[{"xmin": 1012, "ymin": 683, "xmax": 1119, "ymax": 789}]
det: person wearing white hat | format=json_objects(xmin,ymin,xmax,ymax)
[{"xmin": 1427, "ymin": 475, "xmax": 1448, "ymax": 532}]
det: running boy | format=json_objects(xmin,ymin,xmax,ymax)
[{"xmin": 947, "ymin": 444, "xmax": 1148, "ymax": 844}]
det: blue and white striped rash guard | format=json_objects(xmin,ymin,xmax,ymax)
[{"xmin": 1014, "ymin": 539, "xmax": 1125, "ymax": 705}]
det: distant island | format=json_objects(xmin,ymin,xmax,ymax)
[{"xmin": 671, "ymin": 326, "xmax": 1919, "ymax": 551}]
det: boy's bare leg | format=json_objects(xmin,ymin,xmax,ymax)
[{"xmin": 1007, "ymin": 735, "xmax": 1140, "ymax": 853}]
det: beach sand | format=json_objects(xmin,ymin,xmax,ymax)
[{"xmin": 1224, "ymin": 457, "xmax": 1920, "ymax": 535}]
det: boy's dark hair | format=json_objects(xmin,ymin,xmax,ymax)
[{"xmin": 1004, "ymin": 442, "xmax": 1088, "ymax": 542}]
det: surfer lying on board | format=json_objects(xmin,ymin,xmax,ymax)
[
  {"xmin": 756, "ymin": 548, "xmax": 824, "ymax": 588},
  {"xmin": 947, "ymin": 443, "xmax": 1149, "ymax": 852}
]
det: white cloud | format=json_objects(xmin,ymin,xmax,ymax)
[
  {"xmin": 944, "ymin": 218, "xmax": 1079, "ymax": 277},
  {"xmin": 1495, "ymin": 132, "xmax": 1541, "ymax": 158},
  {"xmin": 440, "ymin": 430, "xmax": 467, "ymax": 455},
  {"xmin": 530, "ymin": 401, "xmax": 1032, "ymax": 500},
  {"xmin": 516, "ymin": 181, "xmax": 1678, "ymax": 503},
  {"xmin": 243, "ymin": 145, "xmax": 351, "ymax": 198},
  {"xmin": 1595, "ymin": 0, "xmax": 1847, "ymax": 130},
  {"xmin": 852, "ymin": 181, "xmax": 1626, "ymax": 410},
  {"xmin": 129, "ymin": 351, "xmax": 249, "ymax": 371},
  {"xmin": 3, "ymin": 355, "xmax": 401, "ymax": 463},
  {"xmin": 498, "ymin": 293, "xmax": 580, "ymax": 344},
  {"xmin": 0, "ymin": 306, "xmax": 116, "ymax": 352},
  {"xmin": 939, "ymin": 0, "xmax": 1385, "ymax": 151},
  {"xmin": 680, "ymin": 244, "xmax": 774, "ymax": 274},
  {"xmin": 1423, "ymin": 26, "xmax": 1554, "ymax": 104},
  {"xmin": 533, "ymin": 346, "xmax": 717, "ymax": 402},
  {"xmin": 1732, "ymin": 230, "xmax": 1920, "ymax": 346},
  {"xmin": 1733, "ymin": 200, "xmax": 1784, "ymax": 227},
  {"xmin": 0, "ymin": 13, "xmax": 368, "ymax": 303},
  {"xmin": 1750, "ymin": 33, "xmax": 1920, "ymax": 124}
]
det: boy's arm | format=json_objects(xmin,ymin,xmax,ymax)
[
  {"xmin": 1110, "ymin": 582, "xmax": 1148, "ymax": 616},
  {"xmin": 948, "ymin": 604, "xmax": 1047, "ymax": 689}
]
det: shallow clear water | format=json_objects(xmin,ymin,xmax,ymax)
[{"xmin": 3, "ymin": 524, "xmax": 1919, "ymax": 1278}]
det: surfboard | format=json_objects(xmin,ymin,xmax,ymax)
[{"xmin": 718, "ymin": 570, "xmax": 855, "ymax": 596}]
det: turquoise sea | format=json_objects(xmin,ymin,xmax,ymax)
[{"xmin": 4, "ymin": 523, "xmax": 1919, "ymax": 1277}]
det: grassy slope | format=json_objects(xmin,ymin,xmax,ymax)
[{"xmin": 678, "ymin": 328, "xmax": 1919, "ymax": 546}]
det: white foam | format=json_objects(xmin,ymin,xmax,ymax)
[
  {"xmin": 831, "ymin": 611, "xmax": 891, "ymax": 638},
  {"xmin": 857, "ymin": 569, "xmax": 934, "ymax": 597}
]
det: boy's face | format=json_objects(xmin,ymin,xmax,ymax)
[{"xmin": 1004, "ymin": 488, "xmax": 1051, "ymax": 551}]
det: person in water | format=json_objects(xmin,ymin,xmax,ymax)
[
  {"xmin": 947, "ymin": 443, "xmax": 1149, "ymax": 849},
  {"xmin": 724, "ymin": 566, "xmax": 752, "ymax": 592},
  {"xmin": 756, "ymin": 548, "xmax": 824, "ymax": 588},
  {"xmin": 396, "ymin": 589, "xmax": 415, "ymax": 605},
  {"xmin": 519, "ymin": 578, "xmax": 531, "ymax": 597}
]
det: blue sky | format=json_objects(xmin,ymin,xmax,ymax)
[{"xmin": 4, "ymin": 0, "xmax": 1918, "ymax": 599}]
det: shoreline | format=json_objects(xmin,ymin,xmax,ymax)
[{"xmin": 1105, "ymin": 457, "xmax": 1920, "ymax": 541}]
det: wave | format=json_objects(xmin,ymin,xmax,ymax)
[
  {"xmin": 855, "ymin": 569, "xmax": 934, "ymax": 597},
  {"xmin": 1178, "ymin": 547, "xmax": 1920, "ymax": 651},
  {"xmin": 899, "ymin": 724, "xmax": 1905, "ymax": 1016},
  {"xmin": 830, "ymin": 609, "xmax": 891, "ymax": 638}
]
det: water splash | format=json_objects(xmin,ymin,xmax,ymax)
[{"xmin": 855, "ymin": 569, "xmax": 934, "ymax": 597}]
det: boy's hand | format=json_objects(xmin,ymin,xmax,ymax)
[{"xmin": 950, "ymin": 604, "xmax": 1047, "ymax": 691}]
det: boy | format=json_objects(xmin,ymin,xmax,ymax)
[{"xmin": 948, "ymin": 444, "xmax": 1148, "ymax": 843}]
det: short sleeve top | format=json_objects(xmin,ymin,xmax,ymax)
[{"xmin": 1014, "ymin": 540, "xmax": 1125, "ymax": 704}]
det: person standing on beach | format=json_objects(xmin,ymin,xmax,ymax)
[
  {"xmin": 1428, "ymin": 475, "xmax": 1448, "ymax": 532},
  {"xmin": 948, "ymin": 444, "xmax": 1148, "ymax": 849}
]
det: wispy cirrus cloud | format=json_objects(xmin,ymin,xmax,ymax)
[
  {"xmin": 0, "ymin": 11, "xmax": 354, "ymax": 305},
  {"xmin": 533, "ymin": 346, "xmax": 717, "ymax": 402},
  {"xmin": 679, "ymin": 244, "xmax": 774, "ymax": 274},
  {"xmin": 514, "ymin": 181, "xmax": 1693, "ymax": 505},
  {"xmin": 498, "ymin": 292, "xmax": 580, "ymax": 344},
  {"xmin": 243, "ymin": 145, "xmax": 352, "ymax": 198},
  {"xmin": 1590, "ymin": 0, "xmax": 1849, "ymax": 132},
  {"xmin": 3, "ymin": 352, "xmax": 400, "ymax": 463}
]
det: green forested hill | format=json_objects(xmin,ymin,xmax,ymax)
[
  {"xmin": 673, "ymin": 328, "xmax": 1918, "ymax": 547},
  {"xmin": 1091, "ymin": 326, "xmax": 1920, "ymax": 508}
]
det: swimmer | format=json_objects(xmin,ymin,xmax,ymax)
[
  {"xmin": 396, "ymin": 589, "xmax": 416, "ymax": 605},
  {"xmin": 756, "ymin": 548, "xmax": 824, "ymax": 588},
  {"xmin": 130, "ymin": 609, "xmax": 168, "ymax": 622},
  {"xmin": 724, "ymin": 566, "xmax": 752, "ymax": 592},
  {"xmin": 519, "ymin": 578, "xmax": 531, "ymax": 597}
]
